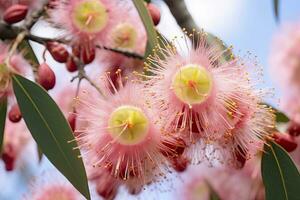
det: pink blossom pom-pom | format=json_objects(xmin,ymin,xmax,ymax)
[
  {"xmin": 24, "ymin": 171, "xmax": 84, "ymax": 200},
  {"xmin": 0, "ymin": 41, "xmax": 30, "ymax": 99},
  {"xmin": 75, "ymin": 71, "xmax": 175, "ymax": 192},
  {"xmin": 142, "ymin": 31, "xmax": 275, "ymax": 166},
  {"xmin": 269, "ymin": 21, "xmax": 300, "ymax": 92}
]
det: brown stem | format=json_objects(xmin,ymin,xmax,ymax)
[{"xmin": 163, "ymin": 0, "xmax": 219, "ymax": 47}]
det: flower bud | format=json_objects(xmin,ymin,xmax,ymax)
[
  {"xmin": 96, "ymin": 179, "xmax": 117, "ymax": 200},
  {"xmin": 1, "ymin": 143, "xmax": 15, "ymax": 171},
  {"xmin": 8, "ymin": 103, "xmax": 22, "ymax": 123},
  {"xmin": 234, "ymin": 145, "xmax": 247, "ymax": 169},
  {"xmin": 68, "ymin": 112, "xmax": 77, "ymax": 132},
  {"xmin": 147, "ymin": 3, "xmax": 161, "ymax": 26},
  {"xmin": 46, "ymin": 42, "xmax": 69, "ymax": 63},
  {"xmin": 66, "ymin": 57, "xmax": 78, "ymax": 72},
  {"xmin": 170, "ymin": 156, "xmax": 190, "ymax": 172},
  {"xmin": 72, "ymin": 45, "xmax": 96, "ymax": 64},
  {"xmin": 3, "ymin": 4, "xmax": 28, "ymax": 24},
  {"xmin": 287, "ymin": 121, "xmax": 300, "ymax": 137},
  {"xmin": 273, "ymin": 132, "xmax": 298, "ymax": 152},
  {"xmin": 37, "ymin": 63, "xmax": 56, "ymax": 90}
]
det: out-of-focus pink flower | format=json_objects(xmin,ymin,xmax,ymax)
[
  {"xmin": 48, "ymin": 0, "xmax": 128, "ymax": 48},
  {"xmin": 24, "ymin": 171, "xmax": 84, "ymax": 200},
  {"xmin": 0, "ymin": 41, "xmax": 30, "ymax": 99},
  {"xmin": 269, "ymin": 21, "xmax": 300, "ymax": 123},
  {"xmin": 179, "ymin": 149, "xmax": 264, "ymax": 200},
  {"xmin": 269, "ymin": 21, "xmax": 300, "ymax": 91},
  {"xmin": 1, "ymin": 120, "xmax": 31, "ymax": 171},
  {"xmin": 96, "ymin": 0, "xmax": 147, "ymax": 77},
  {"xmin": 143, "ymin": 31, "xmax": 274, "ymax": 166},
  {"xmin": 75, "ymin": 72, "xmax": 174, "ymax": 193},
  {"xmin": 281, "ymin": 93, "xmax": 300, "ymax": 124}
]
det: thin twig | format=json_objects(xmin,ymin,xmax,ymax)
[
  {"xmin": 70, "ymin": 55, "xmax": 106, "ymax": 98},
  {"xmin": 95, "ymin": 45, "xmax": 144, "ymax": 60}
]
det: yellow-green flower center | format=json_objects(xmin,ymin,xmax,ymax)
[
  {"xmin": 108, "ymin": 105, "xmax": 149, "ymax": 145},
  {"xmin": 72, "ymin": 0, "xmax": 108, "ymax": 33},
  {"xmin": 172, "ymin": 64, "xmax": 213, "ymax": 105},
  {"xmin": 111, "ymin": 23, "xmax": 137, "ymax": 49}
]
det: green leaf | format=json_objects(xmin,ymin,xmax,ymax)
[
  {"xmin": 276, "ymin": 111, "xmax": 289, "ymax": 123},
  {"xmin": 273, "ymin": 0, "xmax": 280, "ymax": 22},
  {"xmin": 12, "ymin": 75, "xmax": 90, "ymax": 200},
  {"xmin": 0, "ymin": 96, "xmax": 7, "ymax": 155},
  {"xmin": 132, "ymin": 0, "xmax": 158, "ymax": 57},
  {"xmin": 262, "ymin": 141, "xmax": 300, "ymax": 200},
  {"xmin": 261, "ymin": 103, "xmax": 289, "ymax": 123},
  {"xmin": 19, "ymin": 40, "xmax": 39, "ymax": 65}
]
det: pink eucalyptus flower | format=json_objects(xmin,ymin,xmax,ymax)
[
  {"xmin": 143, "ymin": 31, "xmax": 274, "ymax": 165},
  {"xmin": 24, "ymin": 171, "xmax": 84, "ymax": 200},
  {"xmin": 75, "ymin": 72, "xmax": 174, "ymax": 192},
  {"xmin": 179, "ymin": 150, "xmax": 264, "ymax": 200},
  {"xmin": 48, "ymin": 0, "xmax": 129, "ymax": 49},
  {"xmin": 280, "ymin": 92, "xmax": 300, "ymax": 124},
  {"xmin": 269, "ymin": 20, "xmax": 300, "ymax": 92},
  {"xmin": 97, "ymin": 0, "xmax": 147, "ymax": 72},
  {"xmin": 0, "ymin": 41, "xmax": 30, "ymax": 99}
]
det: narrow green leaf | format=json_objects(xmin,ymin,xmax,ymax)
[
  {"xmin": 262, "ymin": 141, "xmax": 300, "ymax": 200},
  {"xmin": 276, "ymin": 112, "xmax": 289, "ymax": 123},
  {"xmin": 132, "ymin": 0, "xmax": 158, "ymax": 57},
  {"xmin": 261, "ymin": 103, "xmax": 289, "ymax": 123},
  {"xmin": 0, "ymin": 96, "xmax": 7, "ymax": 155},
  {"xmin": 12, "ymin": 75, "xmax": 90, "ymax": 200},
  {"xmin": 273, "ymin": 0, "xmax": 280, "ymax": 22},
  {"xmin": 19, "ymin": 40, "xmax": 39, "ymax": 65}
]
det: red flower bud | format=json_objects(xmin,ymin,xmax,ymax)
[
  {"xmin": 82, "ymin": 46, "xmax": 96, "ymax": 64},
  {"xmin": 72, "ymin": 45, "xmax": 96, "ymax": 64},
  {"xmin": 8, "ymin": 103, "xmax": 22, "ymax": 123},
  {"xmin": 147, "ymin": 3, "xmax": 161, "ymax": 26},
  {"xmin": 234, "ymin": 145, "xmax": 247, "ymax": 169},
  {"xmin": 46, "ymin": 42, "xmax": 69, "ymax": 63},
  {"xmin": 37, "ymin": 63, "xmax": 56, "ymax": 90},
  {"xmin": 288, "ymin": 121, "xmax": 300, "ymax": 137},
  {"xmin": 66, "ymin": 57, "xmax": 78, "ymax": 72},
  {"xmin": 170, "ymin": 156, "xmax": 190, "ymax": 172},
  {"xmin": 1, "ymin": 143, "xmax": 15, "ymax": 171},
  {"xmin": 68, "ymin": 112, "xmax": 77, "ymax": 132},
  {"xmin": 3, "ymin": 4, "xmax": 28, "ymax": 24},
  {"xmin": 96, "ymin": 179, "xmax": 117, "ymax": 200},
  {"xmin": 273, "ymin": 132, "xmax": 298, "ymax": 152}
]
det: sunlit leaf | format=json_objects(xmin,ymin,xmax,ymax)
[
  {"xmin": 262, "ymin": 141, "xmax": 300, "ymax": 200},
  {"xmin": 132, "ymin": 0, "xmax": 158, "ymax": 57},
  {"xmin": 12, "ymin": 74, "xmax": 90, "ymax": 200},
  {"xmin": 0, "ymin": 96, "xmax": 7, "ymax": 155}
]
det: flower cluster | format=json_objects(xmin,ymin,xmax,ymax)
[
  {"xmin": 72, "ymin": 31, "xmax": 275, "ymax": 199},
  {"xmin": 0, "ymin": 0, "xmax": 279, "ymax": 199}
]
